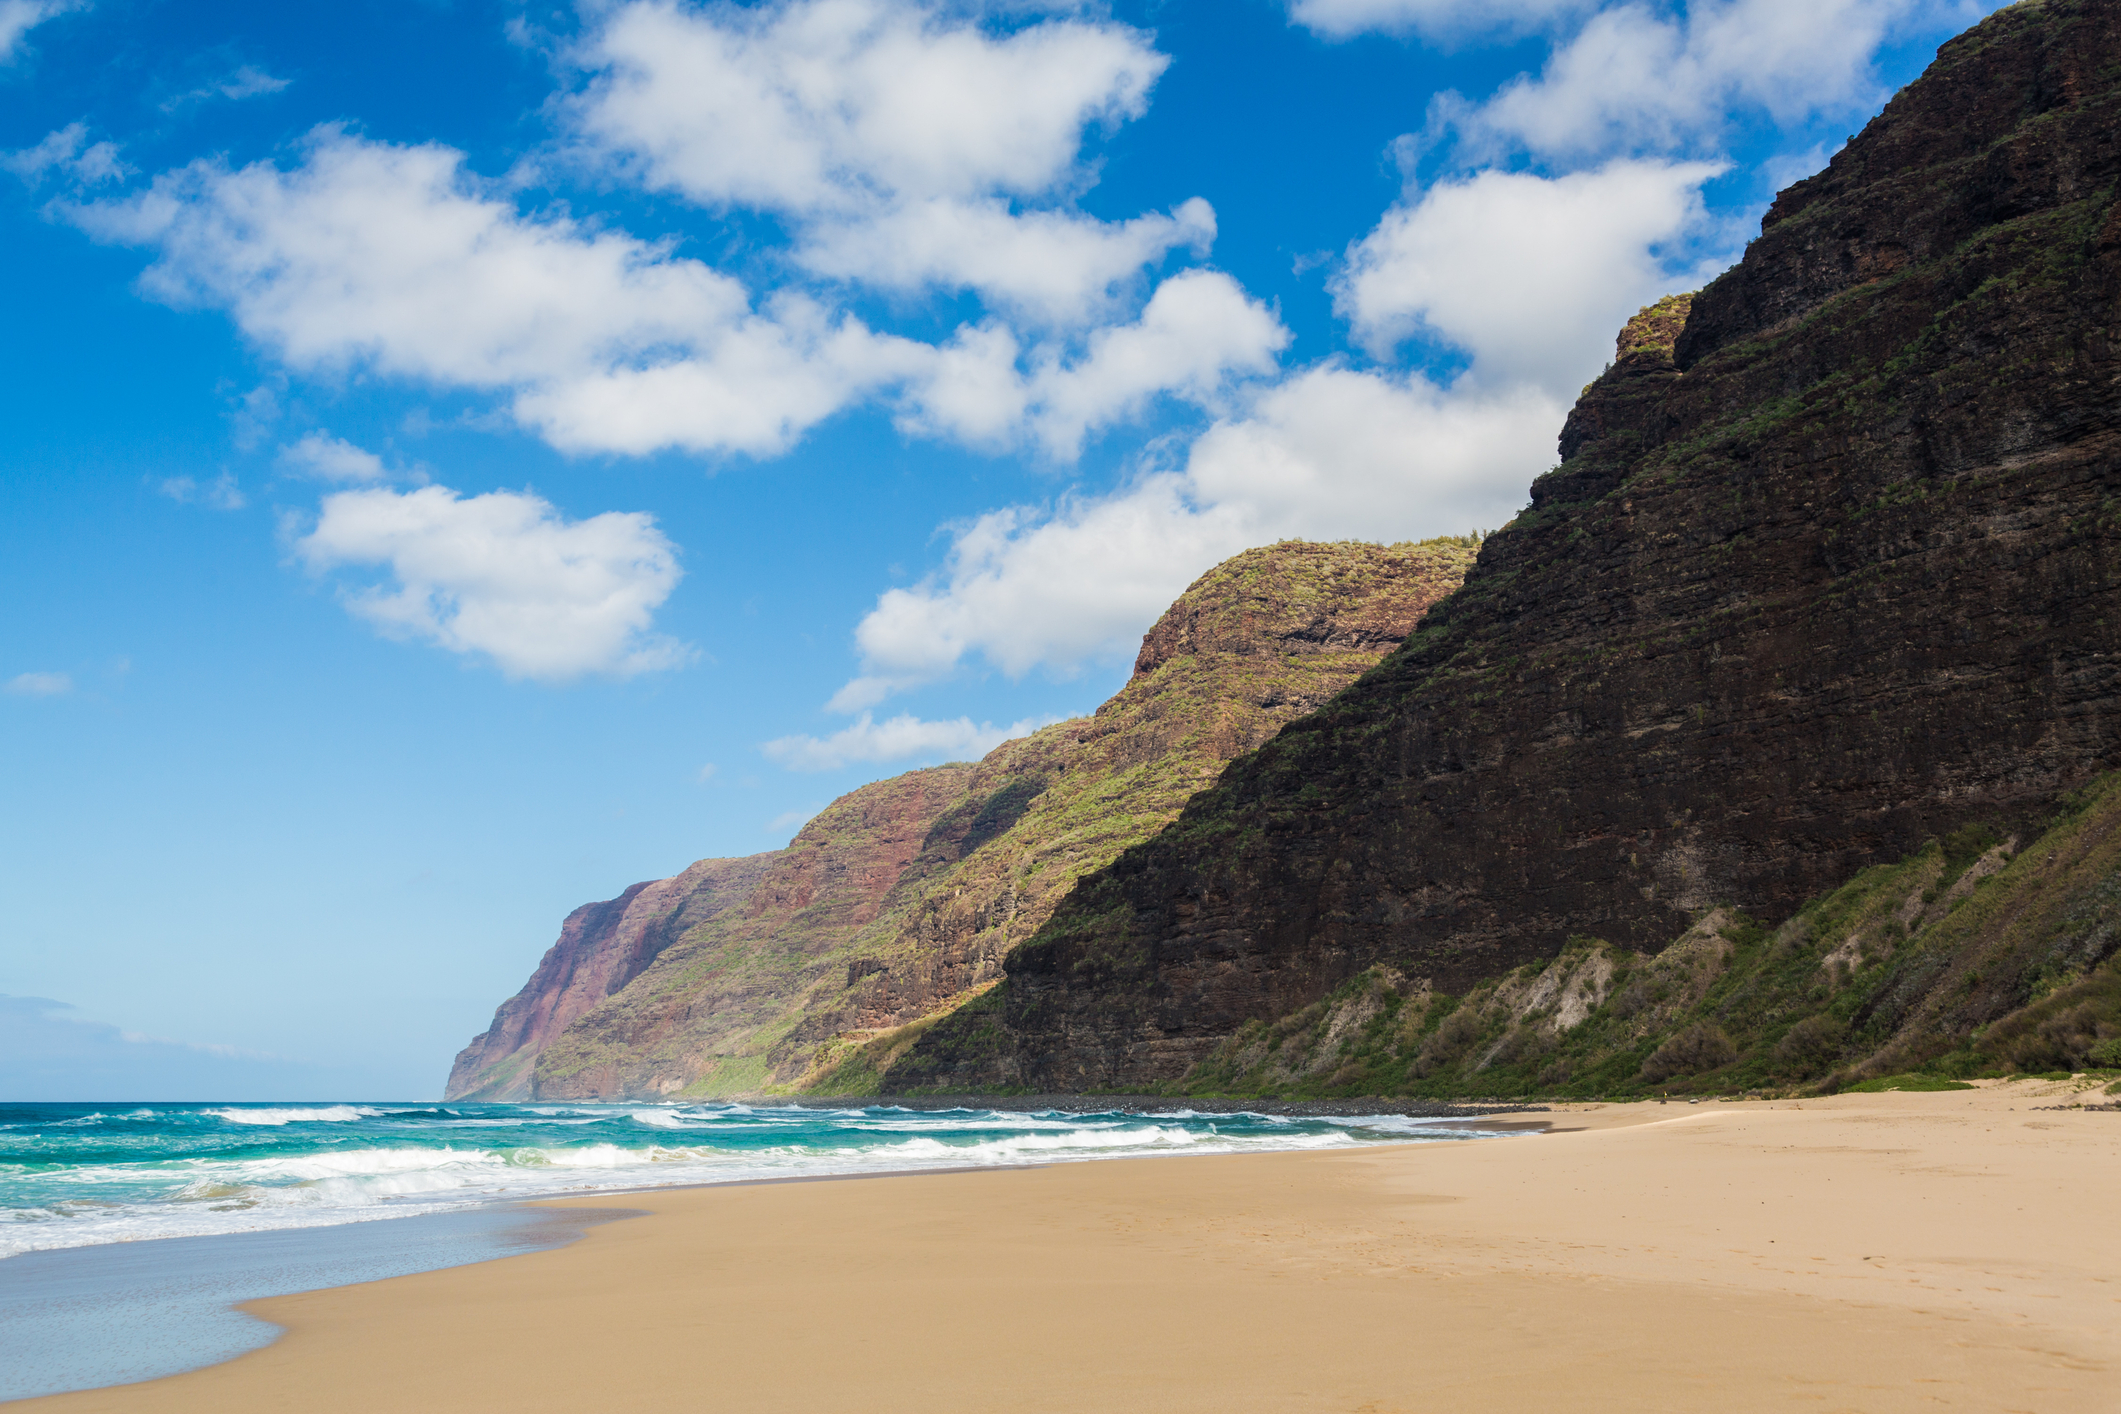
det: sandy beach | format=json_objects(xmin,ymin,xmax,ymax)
[{"xmin": 23, "ymin": 1079, "xmax": 2118, "ymax": 1413}]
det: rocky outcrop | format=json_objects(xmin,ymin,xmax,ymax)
[
  {"xmin": 531, "ymin": 764, "xmax": 980, "ymax": 1098},
  {"xmin": 446, "ymin": 539, "xmax": 1475, "ymax": 1100},
  {"xmin": 888, "ymin": 0, "xmax": 2121, "ymax": 1093},
  {"xmin": 445, "ymin": 855, "xmax": 774, "ymax": 1101}
]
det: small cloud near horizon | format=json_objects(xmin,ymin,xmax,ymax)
[{"xmin": 6, "ymin": 670, "xmax": 72, "ymax": 696}]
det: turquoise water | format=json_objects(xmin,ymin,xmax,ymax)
[{"xmin": 1, "ymin": 1100, "xmax": 1499, "ymax": 1258}]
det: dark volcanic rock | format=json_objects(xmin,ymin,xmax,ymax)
[{"xmin": 887, "ymin": 0, "xmax": 2121, "ymax": 1093}]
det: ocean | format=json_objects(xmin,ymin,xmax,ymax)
[
  {"xmin": 0, "ymin": 1098, "xmax": 1513, "ymax": 1398},
  {"xmin": 0, "ymin": 1099, "xmax": 1508, "ymax": 1258}
]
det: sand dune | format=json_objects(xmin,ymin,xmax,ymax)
[{"xmin": 29, "ymin": 1079, "xmax": 2118, "ymax": 1413}]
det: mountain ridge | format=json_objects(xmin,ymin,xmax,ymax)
[
  {"xmin": 884, "ymin": 0, "xmax": 2121, "ymax": 1095},
  {"xmin": 446, "ymin": 538, "xmax": 1478, "ymax": 1101}
]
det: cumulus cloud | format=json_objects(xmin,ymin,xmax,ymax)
[
  {"xmin": 4, "ymin": 122, "xmax": 127, "ymax": 186},
  {"xmin": 1289, "ymin": 0, "xmax": 1591, "ymax": 40},
  {"xmin": 903, "ymin": 268, "xmax": 1289, "ymax": 458},
  {"xmin": 571, "ymin": 0, "xmax": 1164, "ymax": 214},
  {"xmin": 834, "ymin": 147, "xmax": 1719, "ymax": 700},
  {"xmin": 1431, "ymin": 0, "xmax": 1924, "ymax": 163},
  {"xmin": 763, "ymin": 710, "xmax": 1059, "ymax": 771},
  {"xmin": 797, "ymin": 196, "xmax": 1215, "ymax": 327},
  {"xmin": 837, "ymin": 363, "xmax": 1552, "ymax": 700},
  {"xmin": 67, "ymin": 128, "xmax": 926, "ymax": 458},
  {"xmin": 0, "ymin": 0, "xmax": 79, "ymax": 63},
  {"xmin": 294, "ymin": 484, "xmax": 690, "ymax": 681},
  {"xmin": 569, "ymin": 0, "xmax": 1202, "ymax": 326},
  {"xmin": 5, "ymin": 671, "xmax": 72, "ymax": 696},
  {"xmin": 277, "ymin": 432, "xmax": 390, "ymax": 483},
  {"xmin": 1335, "ymin": 157, "xmax": 1726, "ymax": 390},
  {"xmin": 72, "ymin": 126, "xmax": 1254, "ymax": 461}
]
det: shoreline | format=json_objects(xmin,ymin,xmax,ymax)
[
  {"xmin": 3, "ymin": 1106, "xmax": 1531, "ymax": 1402},
  {"xmin": 18, "ymin": 1077, "xmax": 2117, "ymax": 1412},
  {"xmin": 0, "ymin": 1202, "xmax": 635, "ymax": 1404}
]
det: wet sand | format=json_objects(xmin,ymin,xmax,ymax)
[{"xmin": 23, "ymin": 1079, "xmax": 2119, "ymax": 1413}]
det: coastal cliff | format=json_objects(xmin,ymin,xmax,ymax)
[
  {"xmin": 888, "ymin": 0, "xmax": 2121, "ymax": 1093},
  {"xmin": 446, "ymin": 539, "xmax": 1475, "ymax": 1100}
]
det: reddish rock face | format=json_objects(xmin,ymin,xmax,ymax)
[
  {"xmin": 886, "ymin": 0, "xmax": 2121, "ymax": 1093},
  {"xmin": 446, "ymin": 766, "xmax": 974, "ymax": 1102},
  {"xmin": 445, "ymin": 857, "xmax": 773, "ymax": 1101},
  {"xmin": 446, "ymin": 539, "xmax": 1475, "ymax": 1101}
]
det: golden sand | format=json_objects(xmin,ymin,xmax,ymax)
[{"xmin": 27, "ymin": 1079, "xmax": 2119, "ymax": 1413}]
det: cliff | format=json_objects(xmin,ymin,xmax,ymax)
[
  {"xmin": 888, "ymin": 0, "xmax": 2121, "ymax": 1093},
  {"xmin": 446, "ymin": 855, "xmax": 774, "ymax": 1100},
  {"xmin": 1175, "ymin": 770, "xmax": 2121, "ymax": 1099},
  {"xmin": 445, "ymin": 539, "xmax": 1475, "ymax": 1101}
]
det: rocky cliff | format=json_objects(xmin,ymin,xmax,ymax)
[
  {"xmin": 888, "ymin": 0, "xmax": 2121, "ymax": 1093},
  {"xmin": 445, "ymin": 539, "xmax": 1475, "ymax": 1101},
  {"xmin": 446, "ymin": 855, "xmax": 774, "ymax": 1100}
]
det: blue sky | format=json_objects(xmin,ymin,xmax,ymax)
[{"xmin": 0, "ymin": 0, "xmax": 2005, "ymax": 1099}]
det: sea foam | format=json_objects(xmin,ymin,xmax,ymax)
[{"xmin": 0, "ymin": 1100, "xmax": 1512, "ymax": 1258}]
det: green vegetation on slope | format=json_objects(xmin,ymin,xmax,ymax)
[
  {"xmin": 1169, "ymin": 771, "xmax": 2121, "ymax": 1100},
  {"xmin": 522, "ymin": 538, "xmax": 1478, "ymax": 1100}
]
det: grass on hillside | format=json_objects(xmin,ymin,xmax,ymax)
[{"xmin": 1166, "ymin": 772, "xmax": 2121, "ymax": 1102}]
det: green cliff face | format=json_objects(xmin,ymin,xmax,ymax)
[
  {"xmin": 887, "ymin": 0, "xmax": 2121, "ymax": 1096},
  {"xmin": 448, "ymin": 539, "xmax": 1476, "ymax": 1101}
]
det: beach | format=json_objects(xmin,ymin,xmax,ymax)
[{"xmin": 22, "ymin": 1078, "xmax": 2117, "ymax": 1413}]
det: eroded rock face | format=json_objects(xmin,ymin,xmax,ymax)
[
  {"xmin": 530, "ymin": 764, "xmax": 980, "ymax": 1099},
  {"xmin": 445, "ymin": 539, "xmax": 1474, "ymax": 1100},
  {"xmin": 445, "ymin": 857, "xmax": 774, "ymax": 1101},
  {"xmin": 886, "ymin": 0, "xmax": 2121, "ymax": 1093}
]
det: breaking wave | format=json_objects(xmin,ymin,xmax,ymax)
[{"xmin": 0, "ymin": 1100, "xmax": 1515, "ymax": 1258}]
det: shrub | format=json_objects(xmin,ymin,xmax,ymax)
[
  {"xmin": 1414, "ymin": 1006, "xmax": 1483, "ymax": 1078},
  {"xmin": 1639, "ymin": 1024, "xmax": 1739, "ymax": 1084},
  {"xmin": 1773, "ymin": 1014, "xmax": 1849, "ymax": 1076}
]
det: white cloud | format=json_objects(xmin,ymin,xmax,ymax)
[
  {"xmin": 840, "ymin": 363, "xmax": 1550, "ymax": 696},
  {"xmin": 162, "ymin": 64, "xmax": 291, "ymax": 113},
  {"xmin": 5, "ymin": 671, "xmax": 72, "ymax": 696},
  {"xmin": 571, "ymin": 0, "xmax": 1166, "ymax": 216},
  {"xmin": 3, "ymin": 123, "xmax": 126, "ymax": 186},
  {"xmin": 69, "ymin": 128, "xmax": 926, "ymax": 459},
  {"xmin": 796, "ymin": 196, "xmax": 1215, "ymax": 326},
  {"xmin": 903, "ymin": 268, "xmax": 1289, "ymax": 458},
  {"xmin": 1185, "ymin": 365, "xmax": 1559, "ymax": 536},
  {"xmin": 278, "ymin": 432, "xmax": 389, "ymax": 483},
  {"xmin": 1335, "ymin": 157, "xmax": 1726, "ymax": 391},
  {"xmin": 0, "ymin": 0, "xmax": 79, "ymax": 63},
  {"xmin": 158, "ymin": 471, "xmax": 246, "ymax": 509},
  {"xmin": 833, "ymin": 149, "xmax": 1719, "ymax": 700},
  {"xmin": 763, "ymin": 710, "xmax": 1058, "ymax": 771},
  {"xmin": 294, "ymin": 484, "xmax": 690, "ymax": 681},
  {"xmin": 1435, "ymin": 0, "xmax": 1920, "ymax": 163},
  {"xmin": 74, "ymin": 127, "xmax": 1246, "ymax": 461},
  {"xmin": 1289, "ymin": 0, "xmax": 1591, "ymax": 40},
  {"xmin": 569, "ymin": 0, "xmax": 1200, "ymax": 326}
]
